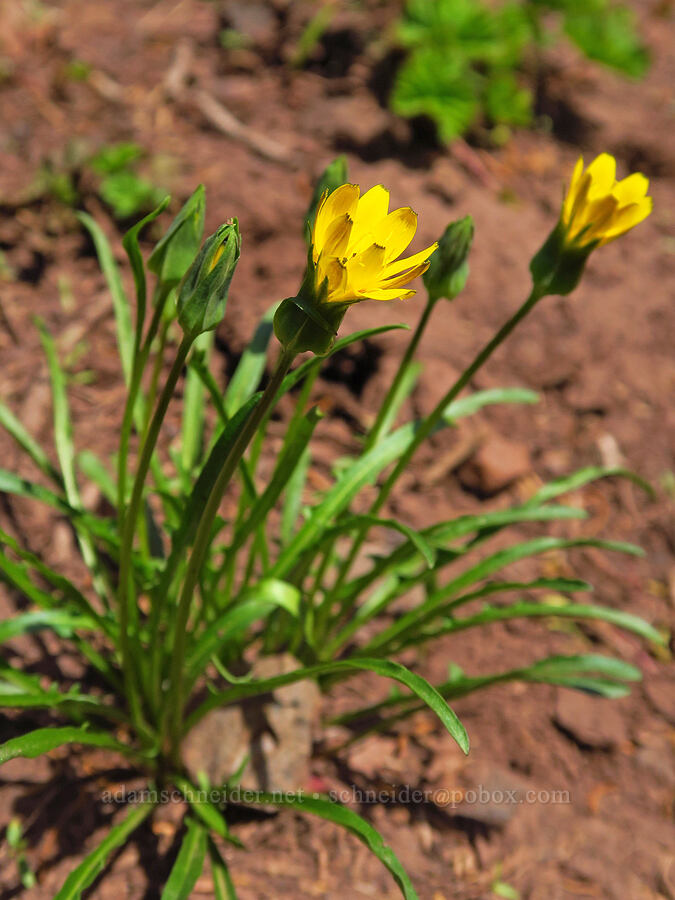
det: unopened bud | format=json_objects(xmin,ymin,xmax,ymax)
[
  {"xmin": 177, "ymin": 220, "xmax": 241, "ymax": 339},
  {"xmin": 423, "ymin": 215, "xmax": 474, "ymax": 302}
]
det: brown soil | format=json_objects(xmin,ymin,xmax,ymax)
[{"xmin": 0, "ymin": 1, "xmax": 674, "ymax": 898}]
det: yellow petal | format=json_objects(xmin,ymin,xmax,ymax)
[
  {"xmin": 358, "ymin": 287, "xmax": 417, "ymax": 301},
  {"xmin": 577, "ymin": 194, "xmax": 619, "ymax": 243},
  {"xmin": 562, "ymin": 156, "xmax": 584, "ymax": 224},
  {"xmin": 378, "ymin": 260, "xmax": 431, "ymax": 290},
  {"xmin": 354, "ymin": 185, "xmax": 390, "ymax": 227},
  {"xmin": 585, "ymin": 153, "xmax": 617, "ymax": 199},
  {"xmin": 612, "ymin": 172, "xmax": 649, "ymax": 206},
  {"xmin": 381, "ymin": 242, "xmax": 438, "ymax": 279},
  {"xmin": 320, "ymin": 257, "xmax": 349, "ymax": 302},
  {"xmin": 567, "ymin": 172, "xmax": 593, "ymax": 235},
  {"xmin": 313, "ymin": 184, "xmax": 360, "ymax": 251},
  {"xmin": 321, "ymin": 213, "xmax": 353, "ymax": 258},
  {"xmin": 374, "ymin": 207, "xmax": 418, "ymax": 263},
  {"xmin": 598, "ymin": 197, "xmax": 653, "ymax": 245},
  {"xmin": 346, "ymin": 243, "xmax": 387, "ymax": 293}
]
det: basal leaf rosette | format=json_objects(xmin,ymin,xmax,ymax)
[{"xmin": 275, "ymin": 184, "xmax": 437, "ymax": 354}]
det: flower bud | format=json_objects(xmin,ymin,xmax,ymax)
[
  {"xmin": 177, "ymin": 220, "xmax": 241, "ymax": 339},
  {"xmin": 305, "ymin": 156, "xmax": 349, "ymax": 242},
  {"xmin": 148, "ymin": 184, "xmax": 205, "ymax": 288},
  {"xmin": 423, "ymin": 215, "xmax": 474, "ymax": 302}
]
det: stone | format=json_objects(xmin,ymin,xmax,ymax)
[
  {"xmin": 554, "ymin": 690, "xmax": 628, "ymax": 749},
  {"xmin": 183, "ymin": 654, "xmax": 321, "ymax": 794},
  {"xmin": 458, "ymin": 434, "xmax": 532, "ymax": 496}
]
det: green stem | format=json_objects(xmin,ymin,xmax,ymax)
[
  {"xmin": 117, "ymin": 288, "xmax": 171, "ymax": 517},
  {"xmin": 117, "ymin": 334, "xmax": 192, "ymax": 730},
  {"xmin": 330, "ymin": 284, "xmax": 545, "ymax": 609},
  {"xmin": 365, "ymin": 295, "xmax": 438, "ymax": 451},
  {"xmin": 163, "ymin": 345, "xmax": 297, "ymax": 758}
]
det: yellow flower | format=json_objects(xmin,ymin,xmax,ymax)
[
  {"xmin": 561, "ymin": 153, "xmax": 652, "ymax": 248},
  {"xmin": 311, "ymin": 184, "xmax": 437, "ymax": 304}
]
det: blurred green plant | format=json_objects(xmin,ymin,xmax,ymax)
[
  {"xmin": 33, "ymin": 141, "xmax": 165, "ymax": 221},
  {"xmin": 5, "ymin": 819, "xmax": 36, "ymax": 890},
  {"xmin": 391, "ymin": 0, "xmax": 649, "ymax": 142}
]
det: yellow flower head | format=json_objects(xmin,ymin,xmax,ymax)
[
  {"xmin": 561, "ymin": 153, "xmax": 652, "ymax": 248},
  {"xmin": 311, "ymin": 184, "xmax": 437, "ymax": 304}
]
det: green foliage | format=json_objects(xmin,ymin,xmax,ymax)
[
  {"xmin": 34, "ymin": 141, "xmax": 166, "ymax": 220},
  {"xmin": 0, "ymin": 163, "xmax": 661, "ymax": 897},
  {"xmin": 392, "ymin": 0, "xmax": 649, "ymax": 141}
]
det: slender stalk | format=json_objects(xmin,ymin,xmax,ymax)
[
  {"xmin": 329, "ymin": 285, "xmax": 545, "ymax": 609},
  {"xmin": 117, "ymin": 287, "xmax": 171, "ymax": 517},
  {"xmin": 163, "ymin": 345, "xmax": 297, "ymax": 758},
  {"xmin": 365, "ymin": 295, "xmax": 438, "ymax": 451},
  {"xmin": 117, "ymin": 334, "xmax": 192, "ymax": 729}
]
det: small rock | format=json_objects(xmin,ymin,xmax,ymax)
[
  {"xmin": 458, "ymin": 434, "xmax": 532, "ymax": 496},
  {"xmin": 221, "ymin": 1, "xmax": 278, "ymax": 52},
  {"xmin": 634, "ymin": 746, "xmax": 675, "ymax": 787},
  {"xmin": 554, "ymin": 690, "xmax": 628, "ymax": 749},
  {"xmin": 643, "ymin": 673, "xmax": 675, "ymax": 725},
  {"xmin": 453, "ymin": 762, "xmax": 534, "ymax": 827},
  {"xmin": 183, "ymin": 654, "xmax": 321, "ymax": 794}
]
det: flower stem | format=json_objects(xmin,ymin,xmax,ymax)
[
  {"xmin": 163, "ymin": 344, "xmax": 297, "ymax": 758},
  {"xmin": 329, "ymin": 284, "xmax": 545, "ymax": 614},
  {"xmin": 117, "ymin": 334, "xmax": 192, "ymax": 731},
  {"xmin": 365, "ymin": 295, "xmax": 438, "ymax": 451}
]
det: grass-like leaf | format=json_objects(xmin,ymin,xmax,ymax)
[{"xmin": 54, "ymin": 801, "xmax": 154, "ymax": 900}]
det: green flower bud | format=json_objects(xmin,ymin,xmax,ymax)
[
  {"xmin": 305, "ymin": 156, "xmax": 349, "ymax": 243},
  {"xmin": 148, "ymin": 184, "xmax": 205, "ymax": 288},
  {"xmin": 177, "ymin": 220, "xmax": 241, "ymax": 339},
  {"xmin": 423, "ymin": 215, "xmax": 474, "ymax": 302},
  {"xmin": 529, "ymin": 220, "xmax": 595, "ymax": 296}
]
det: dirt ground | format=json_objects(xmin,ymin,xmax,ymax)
[{"xmin": 0, "ymin": 1, "xmax": 674, "ymax": 898}]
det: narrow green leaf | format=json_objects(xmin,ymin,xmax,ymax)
[
  {"xmin": 37, "ymin": 320, "xmax": 109, "ymax": 600},
  {"xmin": 174, "ymin": 777, "xmax": 242, "ymax": 846},
  {"xmin": 161, "ymin": 818, "xmax": 207, "ymax": 900},
  {"xmin": 527, "ymin": 466, "xmax": 654, "ymax": 505},
  {"xmin": 181, "ymin": 330, "xmax": 214, "ymax": 473},
  {"xmin": 54, "ymin": 801, "xmax": 154, "ymax": 900},
  {"xmin": 271, "ymin": 422, "xmax": 419, "ymax": 578},
  {"xmin": 224, "ymin": 303, "xmax": 278, "ymax": 416},
  {"xmin": 0, "ymin": 610, "xmax": 94, "ymax": 644},
  {"xmin": 280, "ymin": 445, "xmax": 311, "ymax": 544},
  {"xmin": 443, "ymin": 386, "xmax": 539, "ymax": 421},
  {"xmin": 76, "ymin": 211, "xmax": 134, "ymax": 385},
  {"xmin": 276, "ymin": 324, "xmax": 409, "ymax": 400},
  {"xmin": 365, "ymin": 536, "xmax": 644, "ymax": 652},
  {"xmin": 0, "ymin": 727, "xmax": 138, "ymax": 766},
  {"xmin": 121, "ymin": 196, "xmax": 171, "ymax": 326},
  {"xmin": 438, "ymin": 600, "xmax": 664, "ymax": 645},
  {"xmin": 0, "ymin": 469, "xmax": 117, "ymax": 545},
  {"xmin": 77, "ymin": 450, "xmax": 117, "ymax": 505},
  {"xmin": 331, "ymin": 504, "xmax": 589, "ymax": 615},
  {"xmin": 330, "ymin": 576, "xmax": 591, "ymax": 655},
  {"xmin": 244, "ymin": 792, "xmax": 418, "ymax": 900},
  {"xmin": 187, "ymin": 580, "xmax": 300, "ymax": 676},
  {"xmin": 208, "ymin": 838, "xmax": 238, "ymax": 900},
  {"xmin": 187, "ymin": 657, "xmax": 468, "ymax": 755},
  {"xmin": 154, "ymin": 395, "xmax": 261, "ymax": 603},
  {"xmin": 376, "ymin": 360, "xmax": 422, "ymax": 441},
  {"xmin": 231, "ymin": 407, "xmax": 322, "ymax": 554},
  {"xmin": 320, "ymin": 514, "xmax": 436, "ymax": 569},
  {"xmin": 0, "ymin": 399, "xmax": 61, "ymax": 484}
]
